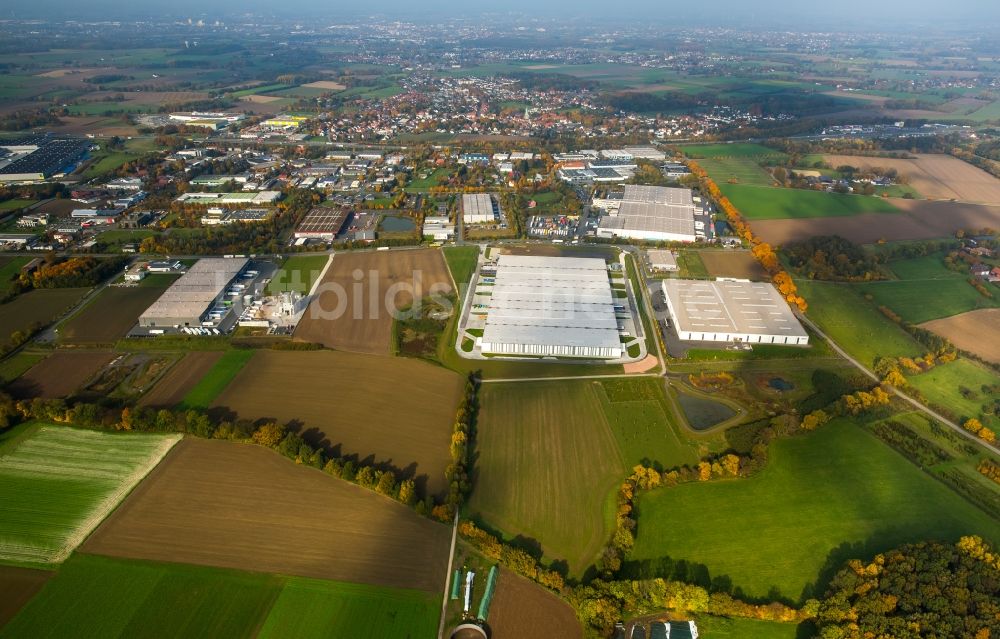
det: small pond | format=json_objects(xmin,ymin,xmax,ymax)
[
  {"xmin": 767, "ymin": 377, "xmax": 795, "ymax": 392},
  {"xmin": 379, "ymin": 215, "xmax": 416, "ymax": 232},
  {"xmin": 676, "ymin": 391, "xmax": 737, "ymax": 431}
]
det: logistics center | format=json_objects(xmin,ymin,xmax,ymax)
[
  {"xmin": 479, "ymin": 255, "xmax": 623, "ymax": 359},
  {"xmin": 660, "ymin": 279, "xmax": 809, "ymax": 345},
  {"xmin": 139, "ymin": 258, "xmax": 249, "ymax": 329}
]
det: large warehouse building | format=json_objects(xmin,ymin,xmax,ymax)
[
  {"xmin": 479, "ymin": 255, "xmax": 623, "ymax": 359},
  {"xmin": 595, "ymin": 185, "xmax": 700, "ymax": 243},
  {"xmin": 294, "ymin": 207, "xmax": 349, "ymax": 241},
  {"xmin": 661, "ymin": 279, "xmax": 809, "ymax": 345},
  {"xmin": 462, "ymin": 194, "xmax": 498, "ymax": 224},
  {"xmin": 139, "ymin": 258, "xmax": 249, "ymax": 328}
]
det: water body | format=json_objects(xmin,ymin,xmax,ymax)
[
  {"xmin": 676, "ymin": 391, "xmax": 737, "ymax": 431},
  {"xmin": 379, "ymin": 215, "xmax": 416, "ymax": 232}
]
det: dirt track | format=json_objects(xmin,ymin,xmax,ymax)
[
  {"xmin": 7, "ymin": 351, "xmax": 115, "ymax": 399},
  {"xmin": 211, "ymin": 350, "xmax": 462, "ymax": 496},
  {"xmin": 487, "ymin": 569, "xmax": 582, "ymax": 639},
  {"xmin": 137, "ymin": 351, "xmax": 223, "ymax": 408},
  {"xmin": 823, "ymin": 154, "xmax": 1000, "ymax": 204},
  {"xmin": 82, "ymin": 438, "xmax": 452, "ymax": 592},
  {"xmin": 753, "ymin": 199, "xmax": 1000, "ymax": 245},
  {"xmin": 920, "ymin": 308, "xmax": 1000, "ymax": 364},
  {"xmin": 295, "ymin": 249, "xmax": 452, "ymax": 354}
]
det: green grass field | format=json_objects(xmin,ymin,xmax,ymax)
[
  {"xmin": 405, "ymin": 168, "xmax": 451, "ymax": 192},
  {"xmin": 2, "ymin": 554, "xmax": 440, "ymax": 639},
  {"xmin": 692, "ymin": 615, "xmax": 802, "ymax": 639},
  {"xmin": 0, "ymin": 426, "xmax": 180, "ymax": 565},
  {"xmin": 178, "ymin": 350, "xmax": 255, "ymax": 409},
  {"xmin": 632, "ymin": 421, "xmax": 1000, "ymax": 602},
  {"xmin": 258, "ymin": 576, "xmax": 438, "ymax": 639},
  {"xmin": 719, "ymin": 184, "xmax": 900, "ymax": 219},
  {"xmin": 0, "ymin": 554, "xmax": 282, "ymax": 638},
  {"xmin": 678, "ymin": 143, "xmax": 787, "ymax": 160},
  {"xmin": 79, "ymin": 151, "xmax": 143, "ymax": 180},
  {"xmin": 696, "ymin": 157, "xmax": 775, "ymax": 187},
  {"xmin": 907, "ymin": 359, "xmax": 1000, "ymax": 432},
  {"xmin": 795, "ymin": 280, "xmax": 921, "ymax": 367},
  {"xmin": 0, "ymin": 351, "xmax": 46, "ymax": 384},
  {"xmin": 0, "ymin": 199, "xmax": 37, "ymax": 211},
  {"xmin": 265, "ymin": 255, "xmax": 329, "ymax": 295},
  {"xmin": 0, "ymin": 256, "xmax": 31, "ymax": 297},
  {"xmin": 443, "ymin": 246, "xmax": 478, "ymax": 286},
  {"xmin": 468, "ymin": 379, "xmax": 701, "ymax": 575},
  {"xmin": 857, "ymin": 254, "xmax": 1000, "ymax": 324}
]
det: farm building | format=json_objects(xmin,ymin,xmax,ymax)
[
  {"xmin": 661, "ymin": 279, "xmax": 808, "ymax": 345},
  {"xmin": 138, "ymin": 258, "xmax": 249, "ymax": 328},
  {"xmin": 595, "ymin": 185, "xmax": 700, "ymax": 243},
  {"xmin": 647, "ymin": 249, "xmax": 678, "ymax": 272},
  {"xmin": 462, "ymin": 194, "xmax": 498, "ymax": 224},
  {"xmin": 479, "ymin": 255, "xmax": 623, "ymax": 359},
  {"xmin": 294, "ymin": 207, "xmax": 349, "ymax": 241}
]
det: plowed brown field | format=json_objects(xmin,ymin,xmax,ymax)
[
  {"xmin": 0, "ymin": 566, "xmax": 51, "ymax": 627},
  {"xmin": 211, "ymin": 349, "xmax": 462, "ymax": 496},
  {"xmin": 294, "ymin": 249, "xmax": 452, "ymax": 354},
  {"xmin": 752, "ymin": 199, "xmax": 1000, "ymax": 245},
  {"xmin": 137, "ymin": 351, "xmax": 223, "ymax": 408},
  {"xmin": 60, "ymin": 285, "xmax": 165, "ymax": 344},
  {"xmin": 82, "ymin": 438, "xmax": 452, "ymax": 592},
  {"xmin": 698, "ymin": 250, "xmax": 767, "ymax": 280},
  {"xmin": 823, "ymin": 154, "xmax": 1000, "ymax": 204},
  {"xmin": 487, "ymin": 569, "xmax": 582, "ymax": 639},
  {"xmin": 920, "ymin": 308, "xmax": 1000, "ymax": 364},
  {"xmin": 7, "ymin": 351, "xmax": 115, "ymax": 399}
]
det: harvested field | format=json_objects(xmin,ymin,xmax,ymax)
[
  {"xmin": 752, "ymin": 199, "xmax": 1000, "ymax": 245},
  {"xmin": 45, "ymin": 116, "xmax": 138, "ymax": 137},
  {"xmin": 294, "ymin": 248, "xmax": 452, "ymax": 354},
  {"xmin": 0, "ymin": 566, "xmax": 51, "ymax": 628},
  {"xmin": 8, "ymin": 350, "xmax": 115, "ymax": 399},
  {"xmin": 137, "ymin": 351, "xmax": 222, "ymax": 408},
  {"xmin": 211, "ymin": 350, "xmax": 462, "ymax": 496},
  {"xmin": 920, "ymin": 309, "xmax": 1000, "ymax": 364},
  {"xmin": 59, "ymin": 285, "xmax": 165, "ymax": 344},
  {"xmin": 0, "ymin": 287, "xmax": 89, "ymax": 344},
  {"xmin": 241, "ymin": 94, "xmax": 283, "ymax": 103},
  {"xmin": 697, "ymin": 250, "xmax": 767, "ymax": 280},
  {"xmin": 823, "ymin": 154, "xmax": 1000, "ymax": 204},
  {"xmin": 302, "ymin": 80, "xmax": 346, "ymax": 91},
  {"xmin": 83, "ymin": 438, "xmax": 452, "ymax": 592},
  {"xmin": 487, "ymin": 570, "xmax": 582, "ymax": 639}
]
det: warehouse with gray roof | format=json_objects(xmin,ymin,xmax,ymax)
[
  {"xmin": 660, "ymin": 279, "xmax": 808, "ymax": 345},
  {"xmin": 139, "ymin": 258, "xmax": 249, "ymax": 328},
  {"xmin": 479, "ymin": 255, "xmax": 623, "ymax": 359},
  {"xmin": 595, "ymin": 185, "xmax": 701, "ymax": 243}
]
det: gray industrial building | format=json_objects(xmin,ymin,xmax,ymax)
[
  {"xmin": 595, "ymin": 185, "xmax": 701, "ymax": 243},
  {"xmin": 660, "ymin": 279, "xmax": 809, "ymax": 345},
  {"xmin": 138, "ymin": 258, "xmax": 249, "ymax": 328},
  {"xmin": 479, "ymin": 255, "xmax": 623, "ymax": 359}
]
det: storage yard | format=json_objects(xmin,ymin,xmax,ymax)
[
  {"xmin": 294, "ymin": 249, "xmax": 453, "ymax": 354},
  {"xmin": 660, "ymin": 279, "xmax": 809, "ymax": 345},
  {"xmin": 82, "ymin": 438, "xmax": 452, "ymax": 592}
]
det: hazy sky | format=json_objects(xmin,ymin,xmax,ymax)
[{"xmin": 6, "ymin": 0, "xmax": 1000, "ymax": 27}]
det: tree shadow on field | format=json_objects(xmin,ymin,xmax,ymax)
[{"xmin": 800, "ymin": 531, "xmax": 902, "ymax": 603}]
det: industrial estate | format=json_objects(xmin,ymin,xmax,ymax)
[{"xmin": 1, "ymin": 9, "xmax": 1000, "ymax": 639}]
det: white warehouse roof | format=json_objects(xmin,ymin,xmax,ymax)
[
  {"xmin": 597, "ymin": 185, "xmax": 697, "ymax": 242},
  {"xmin": 480, "ymin": 255, "xmax": 623, "ymax": 358},
  {"xmin": 139, "ymin": 258, "xmax": 248, "ymax": 324},
  {"xmin": 661, "ymin": 279, "xmax": 808, "ymax": 345}
]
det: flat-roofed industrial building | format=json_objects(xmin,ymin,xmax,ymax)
[
  {"xmin": 479, "ymin": 255, "xmax": 623, "ymax": 358},
  {"xmin": 293, "ymin": 207, "xmax": 349, "ymax": 240},
  {"xmin": 596, "ymin": 185, "xmax": 699, "ymax": 243},
  {"xmin": 462, "ymin": 193, "xmax": 497, "ymax": 224},
  {"xmin": 139, "ymin": 258, "xmax": 249, "ymax": 328},
  {"xmin": 647, "ymin": 249, "xmax": 678, "ymax": 271},
  {"xmin": 661, "ymin": 279, "xmax": 809, "ymax": 345}
]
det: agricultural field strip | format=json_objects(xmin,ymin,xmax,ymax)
[{"xmin": 0, "ymin": 427, "xmax": 180, "ymax": 564}]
